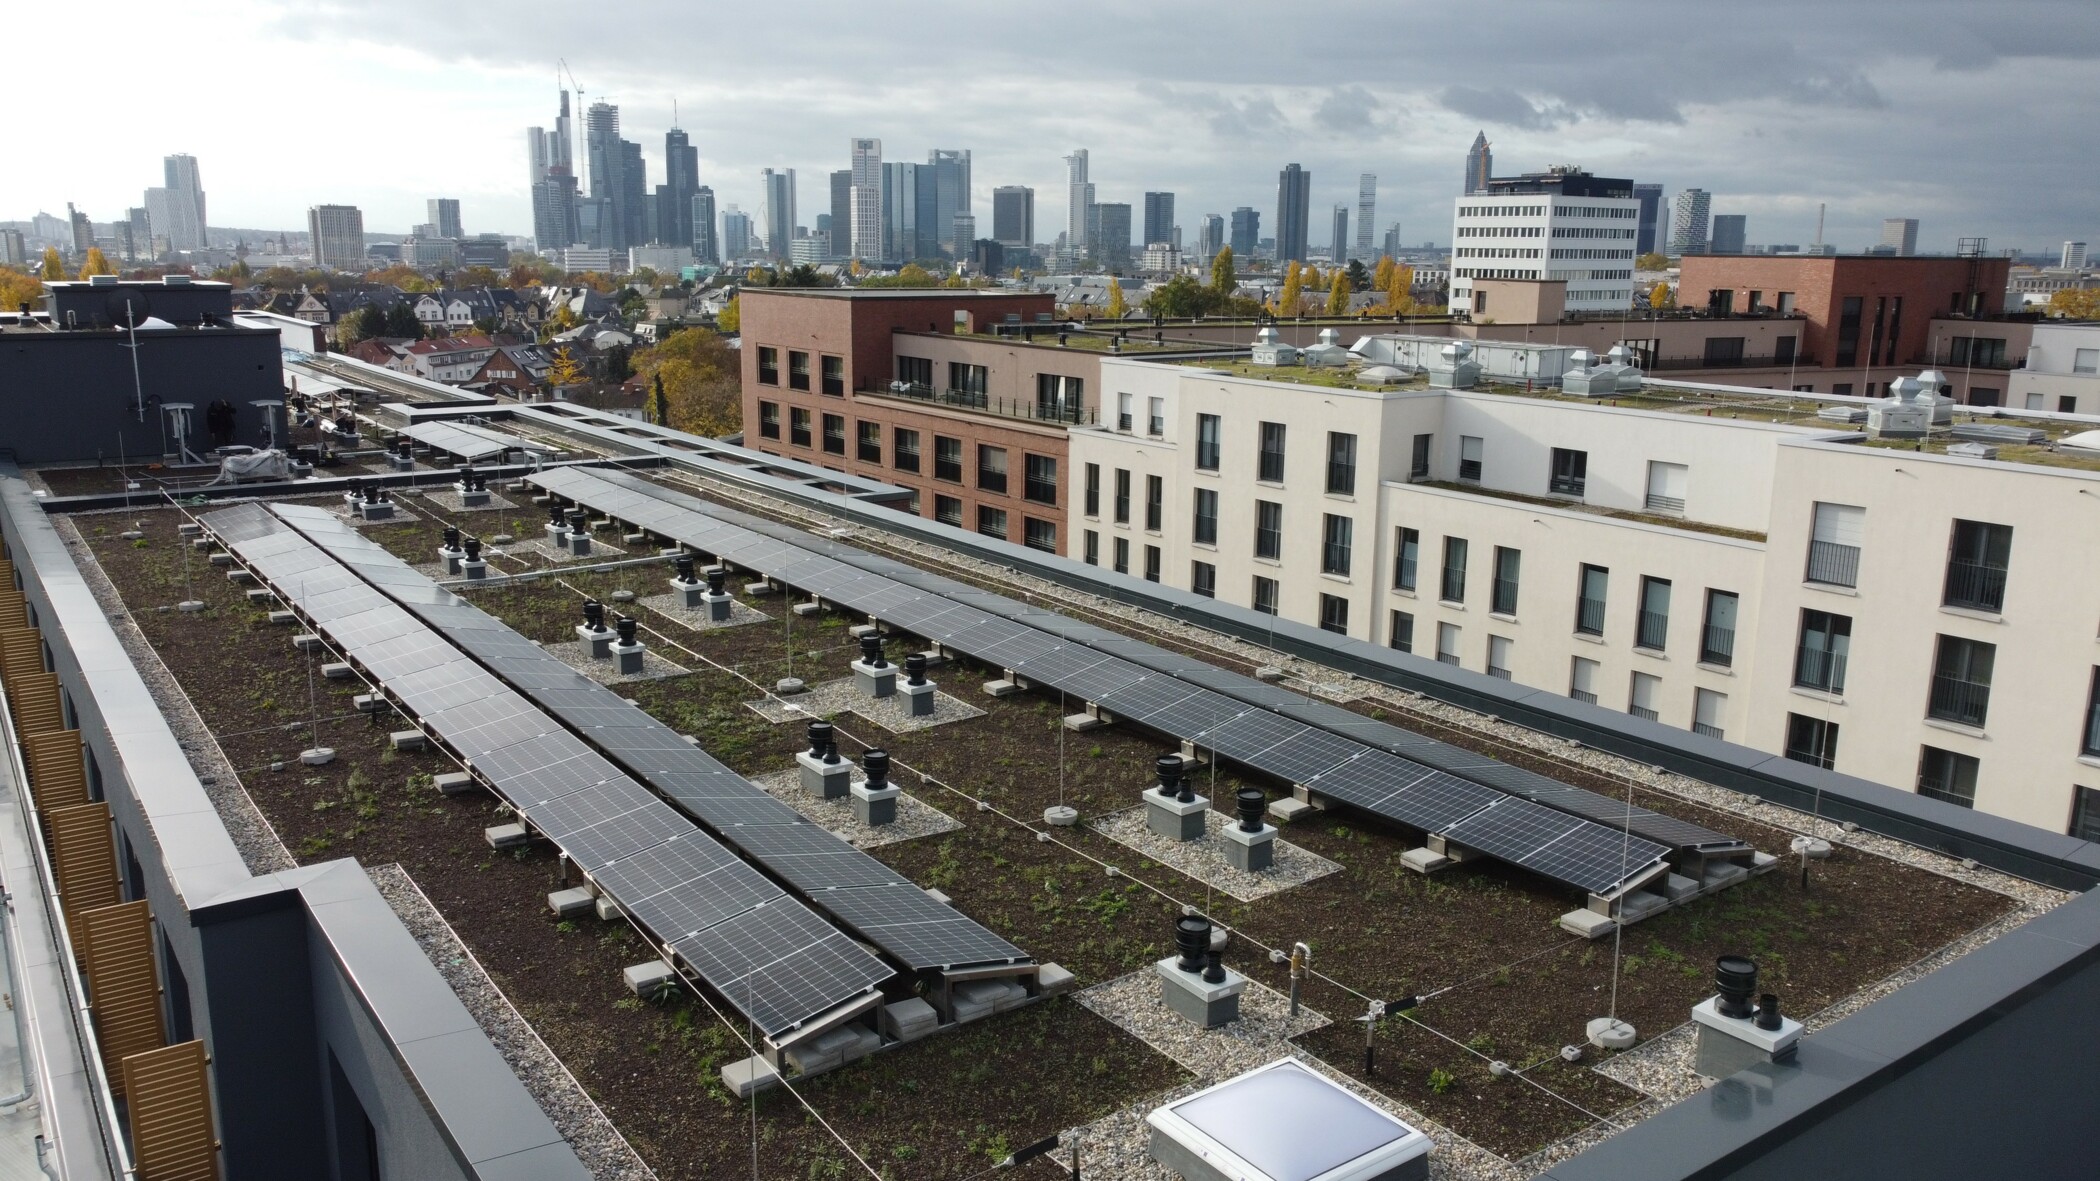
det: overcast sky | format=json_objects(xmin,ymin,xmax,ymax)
[{"xmin": 13, "ymin": 0, "xmax": 2098, "ymax": 254}]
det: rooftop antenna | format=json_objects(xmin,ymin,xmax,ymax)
[{"xmin": 1813, "ymin": 203, "xmax": 1825, "ymax": 253}]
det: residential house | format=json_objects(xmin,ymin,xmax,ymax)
[{"xmin": 392, "ymin": 334, "xmax": 498, "ymax": 384}]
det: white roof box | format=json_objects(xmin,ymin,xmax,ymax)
[{"xmin": 1146, "ymin": 1057, "xmax": 1431, "ymax": 1181}]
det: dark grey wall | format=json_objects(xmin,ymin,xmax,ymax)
[{"xmin": 0, "ymin": 329, "xmax": 282, "ymax": 463}]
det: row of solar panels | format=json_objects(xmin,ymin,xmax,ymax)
[
  {"xmin": 265, "ymin": 504, "xmax": 1030, "ymax": 982},
  {"xmin": 201, "ymin": 503, "xmax": 886, "ymax": 1038},
  {"xmin": 529, "ymin": 467, "xmax": 1716, "ymax": 898},
  {"xmin": 398, "ymin": 420, "xmax": 546, "ymax": 463}
]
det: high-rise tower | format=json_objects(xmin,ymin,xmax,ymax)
[
  {"xmin": 1355, "ymin": 173, "xmax": 1376, "ymax": 261},
  {"xmin": 1464, "ymin": 132, "xmax": 1492, "ymax": 196},
  {"xmin": 1065, "ymin": 150, "xmax": 1092, "ymax": 253},
  {"xmin": 1275, "ymin": 163, "xmax": 1310, "ymax": 264},
  {"xmin": 850, "ymin": 139, "xmax": 884, "ymax": 261}
]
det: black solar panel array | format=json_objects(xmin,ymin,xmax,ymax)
[
  {"xmin": 528, "ymin": 468, "xmax": 1691, "ymax": 897},
  {"xmin": 267, "ymin": 504, "xmax": 1030, "ymax": 975},
  {"xmin": 202, "ymin": 503, "xmax": 891, "ymax": 1038}
]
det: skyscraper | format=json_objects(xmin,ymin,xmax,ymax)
[
  {"xmin": 1633, "ymin": 183, "xmax": 1664, "ymax": 255},
  {"xmin": 850, "ymin": 139, "xmax": 884, "ymax": 261},
  {"xmin": 927, "ymin": 149, "xmax": 971, "ymax": 255},
  {"xmin": 1354, "ymin": 173, "xmax": 1376, "ymax": 262},
  {"xmin": 830, "ymin": 168, "xmax": 853, "ymax": 259},
  {"xmin": 1230, "ymin": 207, "xmax": 1260, "ymax": 259},
  {"xmin": 2064, "ymin": 241, "xmax": 2089, "ymax": 270},
  {"xmin": 531, "ymin": 168, "xmax": 580, "ymax": 252},
  {"xmin": 1198, "ymin": 214, "xmax": 1224, "ymax": 262},
  {"xmin": 1065, "ymin": 150, "xmax": 1092, "ymax": 253},
  {"xmin": 1330, "ymin": 205, "xmax": 1349, "ymax": 264},
  {"xmin": 991, "ymin": 186, "xmax": 1034, "ymax": 252},
  {"xmin": 1089, "ymin": 203, "xmax": 1132, "ymax": 268},
  {"xmin": 760, "ymin": 168, "xmax": 796, "ymax": 260},
  {"xmin": 427, "ymin": 199, "xmax": 462, "ymax": 241},
  {"xmin": 1711, "ymin": 214, "xmax": 1747, "ymax": 255},
  {"xmin": 1275, "ymin": 163, "xmax": 1311, "ymax": 264},
  {"xmin": 1464, "ymin": 133, "xmax": 1492, "ymax": 196},
  {"xmin": 307, "ymin": 204, "xmax": 365, "ymax": 271},
  {"xmin": 1381, "ymin": 222, "xmax": 1402, "ymax": 258},
  {"xmin": 585, "ymin": 102, "xmax": 623, "ymax": 247},
  {"xmin": 1143, "ymin": 192, "xmax": 1175, "ymax": 247},
  {"xmin": 658, "ymin": 126, "xmax": 699, "ymax": 249},
  {"xmin": 691, "ymin": 187, "xmax": 719, "ymax": 265},
  {"xmin": 722, "ymin": 206, "xmax": 752, "ymax": 259},
  {"xmin": 883, "ymin": 162, "xmax": 922, "ymax": 262},
  {"xmin": 148, "ymin": 154, "xmax": 207, "ymax": 251},
  {"xmin": 1670, "ymin": 188, "xmax": 1711, "ymax": 254},
  {"xmin": 65, "ymin": 204, "xmax": 92, "ymax": 255},
  {"xmin": 1881, "ymin": 218, "xmax": 1919, "ymax": 257}
]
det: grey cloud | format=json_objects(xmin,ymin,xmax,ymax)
[
  {"xmin": 1315, "ymin": 86, "xmax": 1386, "ymax": 134},
  {"xmin": 1438, "ymin": 86, "xmax": 1571, "ymax": 131}
]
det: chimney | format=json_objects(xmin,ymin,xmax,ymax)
[
  {"xmin": 1145, "ymin": 754, "xmax": 1209, "ymax": 842},
  {"xmin": 851, "ymin": 748, "xmax": 901, "ymax": 826},
  {"xmin": 1692, "ymin": 955, "xmax": 1801, "ymax": 1080}
]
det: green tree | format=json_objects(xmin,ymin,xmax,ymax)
[
  {"xmin": 1325, "ymin": 270, "xmax": 1351, "ymax": 315},
  {"xmin": 653, "ymin": 373, "xmax": 669, "ymax": 425},
  {"xmin": 337, "ymin": 304, "xmax": 387, "ymax": 347},
  {"xmin": 782, "ymin": 263, "xmax": 831, "ymax": 288},
  {"xmin": 858, "ymin": 263, "xmax": 939, "ymax": 289},
  {"xmin": 604, "ymin": 345, "xmax": 633, "ymax": 384},
  {"xmin": 1209, "ymin": 245, "xmax": 1236, "ymax": 297},
  {"xmin": 1345, "ymin": 259, "xmax": 1370, "ymax": 291},
  {"xmin": 1635, "ymin": 252, "xmax": 1671, "ymax": 271},
  {"xmin": 1142, "ymin": 274, "xmax": 1215, "ymax": 318},
  {"xmin": 1105, "ymin": 281, "xmax": 1128, "ymax": 319},
  {"xmin": 39, "ymin": 248, "xmax": 66, "ymax": 280}
]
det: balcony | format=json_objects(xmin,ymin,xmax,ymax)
[
  {"xmin": 1795, "ymin": 647, "xmax": 1847, "ymax": 694},
  {"xmin": 1942, "ymin": 560, "xmax": 2007, "ymax": 613},
  {"xmin": 1492, "ymin": 578, "xmax": 1519, "ymax": 616},
  {"xmin": 1024, "ymin": 478, "xmax": 1058, "ymax": 506},
  {"xmin": 1630, "ymin": 705, "xmax": 1661, "ymax": 721},
  {"xmin": 860, "ymin": 381, "xmax": 1096, "ymax": 425},
  {"xmin": 1458, "ymin": 459, "xmax": 1482, "ymax": 483},
  {"xmin": 1647, "ymin": 353, "xmax": 1805, "ymax": 371},
  {"xmin": 1636, "ymin": 609, "xmax": 1669, "ymax": 651},
  {"xmin": 1571, "ymin": 689, "xmax": 1598, "ymax": 705},
  {"xmin": 1693, "ymin": 722, "xmax": 1725, "ymax": 739},
  {"xmin": 1928, "ymin": 675, "xmax": 1991, "ymax": 727},
  {"xmin": 1440, "ymin": 566, "xmax": 1466, "ymax": 603},
  {"xmin": 1805, "ymin": 540, "xmax": 1860, "ymax": 588},
  {"xmin": 1645, "ymin": 493, "xmax": 1685, "ymax": 515},
  {"xmin": 1549, "ymin": 475, "xmax": 1586, "ymax": 497},
  {"xmin": 1437, "ymin": 651, "xmax": 1461, "ymax": 667},
  {"xmin": 1700, "ymin": 624, "xmax": 1735, "ymax": 667},
  {"xmin": 1576, "ymin": 597, "xmax": 1606, "ymax": 635}
]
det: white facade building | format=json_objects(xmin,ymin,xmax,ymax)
[
  {"xmin": 1066, "ymin": 353, "xmax": 2100, "ymax": 837},
  {"xmin": 1450, "ymin": 174, "xmax": 1637, "ymax": 317},
  {"xmin": 2010, "ymin": 322, "xmax": 2100, "ymax": 414},
  {"xmin": 628, "ymin": 244, "xmax": 694, "ymax": 274}
]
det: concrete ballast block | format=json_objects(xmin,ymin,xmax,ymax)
[
  {"xmin": 433, "ymin": 772, "xmax": 476, "ymax": 795},
  {"xmin": 389, "ymin": 730, "xmax": 426, "ymax": 751},
  {"xmin": 547, "ymin": 887, "xmax": 595, "ymax": 918},
  {"xmin": 623, "ymin": 960, "xmax": 678, "ymax": 999},
  {"xmin": 484, "ymin": 822, "xmax": 529, "ymax": 850}
]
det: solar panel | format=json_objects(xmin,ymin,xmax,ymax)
[
  {"xmin": 672, "ymin": 905, "xmax": 891, "ymax": 1039},
  {"xmin": 1441, "ymin": 798, "xmax": 1670, "ymax": 895},
  {"xmin": 592, "ymin": 834, "xmax": 782, "ymax": 942},
  {"xmin": 528, "ymin": 785, "xmax": 690, "ymax": 869},
  {"xmin": 810, "ymin": 884, "xmax": 1028, "ymax": 972},
  {"xmin": 732, "ymin": 823, "xmax": 905, "ymax": 891}
]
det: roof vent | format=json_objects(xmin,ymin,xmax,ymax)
[
  {"xmin": 89, "ymin": 273, "xmax": 119, "ymax": 288},
  {"xmin": 1946, "ymin": 441, "xmax": 1999, "ymax": 460},
  {"xmin": 163, "ymin": 273, "xmax": 191, "ymax": 286}
]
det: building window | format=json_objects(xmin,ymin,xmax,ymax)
[
  {"xmin": 977, "ymin": 445, "xmax": 1008, "ymax": 493},
  {"xmin": 1389, "ymin": 610, "xmax": 1414, "ymax": 653},
  {"xmin": 1636, "ymin": 576, "xmax": 1671, "ymax": 652},
  {"xmin": 822, "ymin": 413, "xmax": 846, "ymax": 454},
  {"xmin": 1569, "ymin": 657, "xmax": 1599, "ymax": 704},
  {"xmin": 896, "ymin": 355, "xmax": 933, "ymax": 388},
  {"xmin": 935, "ymin": 495, "xmax": 963, "ymax": 527},
  {"xmin": 893, "ymin": 428, "xmax": 920, "ymax": 473},
  {"xmin": 1117, "ymin": 391, "xmax": 1133, "ymax": 431},
  {"xmin": 1114, "ymin": 469, "xmax": 1131, "ymax": 524},
  {"xmin": 1082, "ymin": 529, "xmax": 1099, "ymax": 565},
  {"xmin": 1491, "ymin": 547, "xmax": 1520, "ymax": 615},
  {"xmin": 1112, "ymin": 536, "xmax": 1130, "ymax": 574},
  {"xmin": 1258, "ymin": 422, "xmax": 1287, "ymax": 482},
  {"xmin": 758, "ymin": 401, "xmax": 780, "ymax": 440},
  {"xmin": 2073, "ymin": 786, "xmax": 2100, "ymax": 841},
  {"xmin": 1436, "ymin": 622, "xmax": 1461, "ymax": 666},
  {"xmin": 1440, "ymin": 537, "xmax": 1468, "ymax": 604},
  {"xmin": 821, "ymin": 354, "xmax": 844, "ymax": 396},
  {"xmin": 1321, "ymin": 515, "xmax": 1353, "ymax": 576},
  {"xmin": 978, "ymin": 505, "xmax": 1008, "ymax": 540},
  {"xmin": 1024, "ymin": 517, "xmax": 1057, "ymax": 553},
  {"xmin": 2085, "ymin": 668, "xmax": 2100, "ymax": 757},
  {"xmin": 1693, "ymin": 688, "xmax": 1726, "ymax": 740},
  {"xmin": 1700, "ymin": 590, "xmax": 1738, "ymax": 667},
  {"xmin": 1410, "ymin": 433, "xmax": 1432, "ymax": 481},
  {"xmin": 1196, "ymin": 414, "xmax": 1222, "ymax": 470},
  {"xmin": 1928, "ymin": 635, "xmax": 1995, "ymax": 727},
  {"xmin": 1145, "ymin": 475, "xmax": 1164, "ymax": 531},
  {"xmin": 1458, "ymin": 435, "xmax": 1483, "ymax": 483},
  {"xmin": 950, "ymin": 361, "xmax": 989, "ymax": 400},
  {"xmin": 1319, "ymin": 594, "xmax": 1349, "ymax": 635},
  {"xmin": 1393, "ymin": 527, "xmax": 1419, "ymax": 591},
  {"xmin": 1917, "ymin": 746, "xmax": 1979, "ymax": 808},
  {"xmin": 1326, "ymin": 432, "xmax": 1357, "ymax": 495},
  {"xmin": 1702, "ymin": 336, "xmax": 1746, "ymax": 365},
  {"xmin": 1193, "ymin": 488, "xmax": 1218, "ymax": 545},
  {"xmin": 934, "ymin": 436, "xmax": 962, "ymax": 482},
  {"xmin": 1835, "ymin": 295, "xmax": 1862, "ymax": 367},
  {"xmin": 1024, "ymin": 455, "xmax": 1058, "ymax": 505},
  {"xmin": 1083, "ymin": 463, "xmax": 1100, "ymax": 516},
  {"xmin": 1035, "ymin": 373, "xmax": 1083, "ymax": 422},
  {"xmin": 856, "ymin": 421, "xmax": 882, "ymax": 463},
  {"xmin": 1252, "ymin": 576, "xmax": 1279, "ymax": 616},
  {"xmin": 1255, "ymin": 501, "xmax": 1283, "ymax": 560},
  {"xmin": 757, "ymin": 346, "xmax": 780, "ymax": 385},
  {"xmin": 1645, "ymin": 461, "xmax": 1686, "ymax": 515},
  {"xmin": 1576, "ymin": 564, "xmax": 1608, "ymax": 635},
  {"xmin": 1549, "ymin": 447, "xmax": 1587, "ymax": 497},
  {"xmin": 789, "ymin": 407, "xmax": 811, "ymax": 447},
  {"xmin": 1943, "ymin": 520, "xmax": 2011, "ymax": 613},
  {"xmin": 1192, "ymin": 561, "xmax": 1216, "ymax": 598},
  {"xmin": 1487, "ymin": 635, "xmax": 1513, "ymax": 680},
  {"xmin": 1148, "ymin": 396, "xmax": 1165, "ymax": 437},
  {"xmin": 1629, "ymin": 672, "xmax": 1661, "ymax": 721},
  {"xmin": 1795, "ymin": 609, "xmax": 1851, "ymax": 694},
  {"xmin": 1141, "ymin": 544, "xmax": 1160, "ymax": 582},
  {"xmin": 1806, "ymin": 502, "xmax": 1863, "ymax": 587},
  {"xmin": 788, "ymin": 349, "xmax": 811, "ymax": 391},
  {"xmin": 1786, "ymin": 714, "xmax": 1840, "ymax": 769}
]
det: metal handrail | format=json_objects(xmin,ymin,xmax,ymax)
[
  {"xmin": 1805, "ymin": 540, "xmax": 1860, "ymax": 588},
  {"xmin": 1942, "ymin": 560, "xmax": 2007, "ymax": 613},
  {"xmin": 1576, "ymin": 597, "xmax": 1606, "ymax": 635},
  {"xmin": 1928, "ymin": 675, "xmax": 1992, "ymax": 727},
  {"xmin": 1795, "ymin": 647, "xmax": 1848, "ymax": 694},
  {"xmin": 1636, "ymin": 609, "xmax": 1670, "ymax": 651},
  {"xmin": 1700, "ymin": 625, "xmax": 1735, "ymax": 666}
]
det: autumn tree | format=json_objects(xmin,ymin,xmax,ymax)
[
  {"xmin": 1649, "ymin": 281, "xmax": 1675, "ymax": 310},
  {"xmin": 74, "ymin": 247, "xmax": 116, "ymax": 280},
  {"xmin": 1105, "ymin": 281, "xmax": 1128, "ymax": 319},
  {"xmin": 1325, "ymin": 270, "xmax": 1351, "ymax": 315},
  {"xmin": 0, "ymin": 268, "xmax": 44, "ymax": 312},
  {"xmin": 335, "ymin": 304, "xmax": 387, "ymax": 348},
  {"xmin": 633, "ymin": 328, "xmax": 740, "ymax": 438},
  {"xmin": 2047, "ymin": 287, "xmax": 2100, "ymax": 320},
  {"xmin": 546, "ymin": 346, "xmax": 586, "ymax": 388},
  {"xmin": 1371, "ymin": 255, "xmax": 1394, "ymax": 294},
  {"xmin": 1634, "ymin": 252, "xmax": 1671, "ymax": 271},
  {"xmin": 1210, "ymin": 246, "xmax": 1236, "ymax": 298},
  {"xmin": 715, "ymin": 295, "xmax": 740, "ymax": 333},
  {"xmin": 1274, "ymin": 261, "xmax": 1304, "ymax": 316},
  {"xmin": 39, "ymin": 248, "xmax": 65, "ymax": 280},
  {"xmin": 1381, "ymin": 263, "xmax": 1416, "ymax": 315}
]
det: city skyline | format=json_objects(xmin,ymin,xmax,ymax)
[{"xmin": 7, "ymin": 1, "xmax": 2099, "ymax": 256}]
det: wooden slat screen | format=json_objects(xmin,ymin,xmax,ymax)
[
  {"xmin": 75, "ymin": 900, "xmax": 166, "ymax": 1098},
  {"xmin": 45, "ymin": 801, "xmax": 120, "ymax": 926},
  {"xmin": 22, "ymin": 729, "xmax": 87, "ymax": 814},
  {"xmin": 0, "ymin": 588, "xmax": 25, "ymax": 630},
  {"xmin": 121, "ymin": 1040, "xmax": 219, "ymax": 1181},
  {"xmin": 0, "ymin": 626, "xmax": 40, "ymax": 678},
  {"xmin": 6, "ymin": 671, "xmax": 63, "ymax": 736}
]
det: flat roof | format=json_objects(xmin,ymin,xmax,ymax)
[{"xmin": 742, "ymin": 287, "xmax": 1049, "ymax": 300}]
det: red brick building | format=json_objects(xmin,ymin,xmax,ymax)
[
  {"xmin": 739, "ymin": 288, "xmax": 1103, "ymax": 554},
  {"xmin": 1678, "ymin": 254, "xmax": 2013, "ymax": 386}
]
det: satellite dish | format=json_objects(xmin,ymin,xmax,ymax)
[{"xmin": 107, "ymin": 289, "xmax": 152, "ymax": 328}]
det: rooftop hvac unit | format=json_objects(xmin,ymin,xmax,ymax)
[
  {"xmin": 1817, "ymin": 405, "xmax": 1869, "ymax": 424},
  {"xmin": 1947, "ymin": 442, "xmax": 1999, "ymax": 460},
  {"xmin": 1950, "ymin": 423, "xmax": 2046, "ymax": 445}
]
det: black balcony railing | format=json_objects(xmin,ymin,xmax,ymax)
[
  {"xmin": 1928, "ymin": 675, "xmax": 1992, "ymax": 727},
  {"xmin": 1943, "ymin": 560, "xmax": 2008, "ymax": 613},
  {"xmin": 1549, "ymin": 475, "xmax": 1586, "ymax": 497},
  {"xmin": 1576, "ymin": 596, "xmax": 1606, "ymax": 635},
  {"xmin": 1440, "ymin": 566, "xmax": 1466, "ymax": 603},
  {"xmin": 1805, "ymin": 540, "xmax": 1860, "ymax": 587},
  {"xmin": 1488, "ymin": 666, "xmax": 1512, "ymax": 681},
  {"xmin": 1795, "ymin": 647, "xmax": 1848, "ymax": 694},
  {"xmin": 857, "ymin": 441, "xmax": 881, "ymax": 463},
  {"xmin": 790, "ymin": 425, "xmax": 811, "ymax": 447},
  {"xmin": 1458, "ymin": 459, "xmax": 1482, "ymax": 482},
  {"xmin": 1492, "ymin": 578, "xmax": 1518, "ymax": 616},
  {"xmin": 1693, "ymin": 722, "xmax": 1725, "ymax": 739},
  {"xmin": 1571, "ymin": 689, "xmax": 1598, "ymax": 705},
  {"xmin": 863, "ymin": 381, "xmax": 1095, "ymax": 425},
  {"xmin": 1630, "ymin": 705, "xmax": 1661, "ymax": 721},
  {"xmin": 1395, "ymin": 553, "xmax": 1417, "ymax": 590},
  {"xmin": 979, "ymin": 471, "xmax": 1007, "ymax": 494},
  {"xmin": 1637, "ymin": 609, "xmax": 1669, "ymax": 651},
  {"xmin": 1700, "ymin": 625, "xmax": 1735, "ymax": 667},
  {"xmin": 1645, "ymin": 493, "xmax": 1685, "ymax": 515},
  {"xmin": 1118, "ymin": 412, "xmax": 1133, "ymax": 431},
  {"xmin": 1025, "ymin": 478, "xmax": 1058, "ymax": 505},
  {"xmin": 934, "ymin": 455, "xmax": 962, "ymax": 482},
  {"xmin": 1647, "ymin": 353, "xmax": 1805, "ymax": 371},
  {"xmin": 1437, "ymin": 651, "xmax": 1461, "ymax": 667}
]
